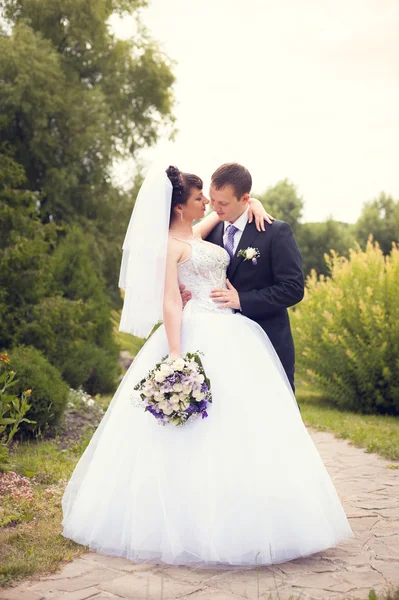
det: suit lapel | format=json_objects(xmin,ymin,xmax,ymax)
[
  {"xmin": 208, "ymin": 221, "xmax": 224, "ymax": 248},
  {"xmin": 228, "ymin": 220, "xmax": 260, "ymax": 280}
]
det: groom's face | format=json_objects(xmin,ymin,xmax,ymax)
[{"xmin": 209, "ymin": 184, "xmax": 249, "ymax": 223}]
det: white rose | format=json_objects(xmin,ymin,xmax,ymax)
[
  {"xmin": 246, "ymin": 247, "xmax": 257, "ymax": 259},
  {"xmin": 192, "ymin": 390, "xmax": 204, "ymax": 401},
  {"xmin": 197, "ymin": 374, "xmax": 205, "ymax": 384},
  {"xmin": 159, "ymin": 402, "xmax": 174, "ymax": 415},
  {"xmin": 173, "ymin": 358, "xmax": 185, "ymax": 371},
  {"xmin": 154, "ymin": 370, "xmax": 165, "ymax": 383},
  {"xmin": 173, "ymin": 383, "xmax": 183, "ymax": 392},
  {"xmin": 87, "ymin": 398, "xmax": 95, "ymax": 407},
  {"xmin": 180, "ymin": 399, "xmax": 190, "ymax": 410},
  {"xmin": 160, "ymin": 364, "xmax": 173, "ymax": 376},
  {"xmin": 178, "ymin": 393, "xmax": 187, "ymax": 401},
  {"xmin": 170, "ymin": 395, "xmax": 181, "ymax": 409},
  {"xmin": 153, "ymin": 391, "xmax": 164, "ymax": 401},
  {"xmin": 183, "ymin": 384, "xmax": 192, "ymax": 394}
]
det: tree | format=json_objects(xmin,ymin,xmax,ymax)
[
  {"xmin": 0, "ymin": 145, "xmax": 55, "ymax": 347},
  {"xmin": 0, "ymin": 0, "xmax": 175, "ymax": 301},
  {"xmin": 0, "ymin": 1, "xmax": 175, "ymax": 222},
  {"xmin": 297, "ymin": 219, "xmax": 355, "ymax": 278},
  {"xmin": 355, "ymin": 193, "xmax": 399, "ymax": 255},
  {"xmin": 0, "ymin": 1, "xmax": 173, "ymax": 390},
  {"xmin": 257, "ymin": 179, "xmax": 304, "ymax": 234},
  {"xmin": 0, "ymin": 146, "xmax": 118, "ymax": 391}
]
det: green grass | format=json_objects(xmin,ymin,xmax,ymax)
[
  {"xmin": 0, "ymin": 395, "xmax": 115, "ymax": 588},
  {"xmin": 297, "ymin": 387, "xmax": 399, "ymax": 461},
  {"xmin": 111, "ymin": 308, "xmax": 145, "ymax": 356},
  {"xmin": 0, "ymin": 437, "xmax": 91, "ymax": 587}
]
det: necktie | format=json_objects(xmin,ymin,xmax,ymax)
[{"xmin": 225, "ymin": 224, "xmax": 238, "ymax": 260}]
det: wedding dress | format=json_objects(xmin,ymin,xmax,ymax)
[{"xmin": 62, "ymin": 238, "xmax": 352, "ymax": 566}]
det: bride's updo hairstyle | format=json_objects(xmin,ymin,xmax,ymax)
[{"xmin": 166, "ymin": 165, "xmax": 203, "ymax": 221}]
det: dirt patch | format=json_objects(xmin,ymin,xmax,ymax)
[{"xmin": 55, "ymin": 404, "xmax": 106, "ymax": 449}]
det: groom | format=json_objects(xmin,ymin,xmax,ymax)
[{"xmin": 184, "ymin": 163, "xmax": 304, "ymax": 392}]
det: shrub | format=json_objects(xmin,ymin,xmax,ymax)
[
  {"xmin": 18, "ymin": 295, "xmax": 118, "ymax": 394},
  {"xmin": 7, "ymin": 346, "xmax": 69, "ymax": 436},
  {"xmin": 292, "ymin": 240, "xmax": 399, "ymax": 414},
  {"xmin": 0, "ymin": 352, "xmax": 35, "ymax": 469},
  {"xmin": 62, "ymin": 342, "xmax": 118, "ymax": 395}
]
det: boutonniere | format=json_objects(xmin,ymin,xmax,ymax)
[{"xmin": 238, "ymin": 247, "xmax": 260, "ymax": 265}]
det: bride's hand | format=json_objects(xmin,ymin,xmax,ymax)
[{"xmin": 248, "ymin": 198, "xmax": 274, "ymax": 232}]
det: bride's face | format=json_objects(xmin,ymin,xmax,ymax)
[{"xmin": 182, "ymin": 187, "xmax": 209, "ymax": 221}]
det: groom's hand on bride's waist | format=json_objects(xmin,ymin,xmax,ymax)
[
  {"xmin": 210, "ymin": 279, "xmax": 241, "ymax": 311},
  {"xmin": 179, "ymin": 285, "xmax": 192, "ymax": 308}
]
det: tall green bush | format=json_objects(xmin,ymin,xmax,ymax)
[
  {"xmin": 0, "ymin": 352, "xmax": 36, "ymax": 468},
  {"xmin": 62, "ymin": 342, "xmax": 118, "ymax": 395},
  {"xmin": 292, "ymin": 240, "xmax": 399, "ymax": 414},
  {"xmin": 7, "ymin": 346, "xmax": 69, "ymax": 436}
]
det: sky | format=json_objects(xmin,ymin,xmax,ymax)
[{"xmin": 111, "ymin": 0, "xmax": 399, "ymax": 223}]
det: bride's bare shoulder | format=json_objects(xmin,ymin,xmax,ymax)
[{"xmin": 166, "ymin": 235, "xmax": 189, "ymax": 262}]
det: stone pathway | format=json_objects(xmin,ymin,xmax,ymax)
[{"xmin": 1, "ymin": 429, "xmax": 398, "ymax": 600}]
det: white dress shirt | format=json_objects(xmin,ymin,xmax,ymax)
[{"xmin": 223, "ymin": 207, "xmax": 249, "ymax": 255}]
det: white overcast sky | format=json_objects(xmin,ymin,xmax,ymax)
[{"xmin": 111, "ymin": 0, "xmax": 399, "ymax": 223}]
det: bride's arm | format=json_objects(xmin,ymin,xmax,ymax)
[
  {"xmin": 193, "ymin": 211, "xmax": 219, "ymax": 239},
  {"xmin": 193, "ymin": 199, "xmax": 274, "ymax": 239},
  {"xmin": 163, "ymin": 243, "xmax": 183, "ymax": 358}
]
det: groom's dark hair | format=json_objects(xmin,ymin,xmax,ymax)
[{"xmin": 211, "ymin": 163, "xmax": 252, "ymax": 200}]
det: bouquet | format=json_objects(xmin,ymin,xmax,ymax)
[{"xmin": 133, "ymin": 352, "xmax": 212, "ymax": 426}]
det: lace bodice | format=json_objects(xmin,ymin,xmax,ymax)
[{"xmin": 177, "ymin": 239, "xmax": 233, "ymax": 317}]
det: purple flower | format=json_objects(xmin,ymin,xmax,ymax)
[
  {"xmin": 201, "ymin": 382, "xmax": 208, "ymax": 393},
  {"xmin": 252, "ymin": 258, "xmax": 258, "ymax": 265},
  {"xmin": 145, "ymin": 405, "xmax": 164, "ymax": 420},
  {"xmin": 202, "ymin": 410, "xmax": 208, "ymax": 419}
]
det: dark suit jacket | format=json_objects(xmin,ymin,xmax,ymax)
[{"xmin": 206, "ymin": 219, "xmax": 304, "ymax": 391}]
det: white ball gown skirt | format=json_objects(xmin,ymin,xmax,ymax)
[{"xmin": 62, "ymin": 311, "xmax": 353, "ymax": 566}]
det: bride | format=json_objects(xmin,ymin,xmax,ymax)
[{"xmin": 62, "ymin": 165, "xmax": 352, "ymax": 566}]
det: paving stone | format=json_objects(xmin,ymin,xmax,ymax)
[
  {"xmin": 212, "ymin": 568, "xmax": 284, "ymax": 598},
  {"xmin": 341, "ymin": 570, "xmax": 385, "ymax": 588},
  {"xmin": 292, "ymin": 587, "xmax": 343, "ymax": 599},
  {"xmin": 87, "ymin": 596, "xmax": 122, "ymax": 600},
  {"xmin": 183, "ymin": 590, "xmax": 243, "ymax": 600},
  {"xmin": 29, "ymin": 569, "xmax": 121, "ymax": 594},
  {"xmin": 40, "ymin": 560, "xmax": 98, "ymax": 581},
  {"xmin": 276, "ymin": 559, "xmax": 338, "ymax": 575},
  {"xmin": 371, "ymin": 560, "xmax": 399, "ymax": 585},
  {"xmin": 159, "ymin": 566, "xmax": 229, "ymax": 585},
  {"xmin": 291, "ymin": 573, "xmax": 357, "ymax": 594},
  {"xmin": 0, "ymin": 589, "xmax": 44, "ymax": 600},
  {"xmin": 367, "ymin": 539, "xmax": 399, "ymax": 561},
  {"xmin": 51, "ymin": 587, "xmax": 101, "ymax": 600},
  {"xmin": 80, "ymin": 553, "xmax": 156, "ymax": 573},
  {"xmin": 98, "ymin": 573, "xmax": 201, "ymax": 599},
  {"xmin": 350, "ymin": 516, "xmax": 380, "ymax": 532}
]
